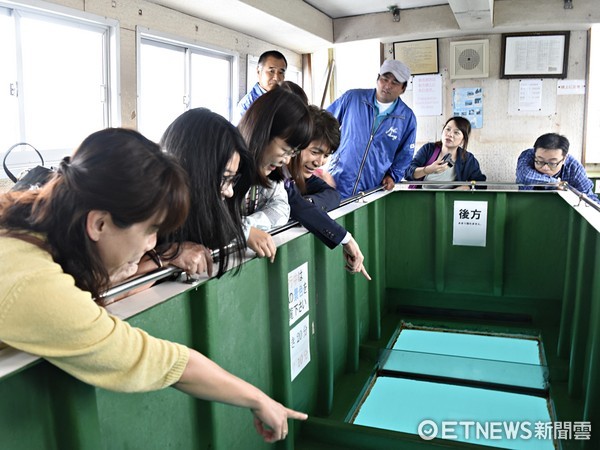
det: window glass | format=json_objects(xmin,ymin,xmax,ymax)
[
  {"xmin": 1, "ymin": 5, "xmax": 114, "ymax": 181},
  {"xmin": 19, "ymin": 13, "xmax": 106, "ymax": 151},
  {"xmin": 191, "ymin": 52, "xmax": 231, "ymax": 120},
  {"xmin": 0, "ymin": 8, "xmax": 18, "ymax": 151},
  {"xmin": 352, "ymin": 326, "xmax": 554, "ymax": 449},
  {"xmin": 138, "ymin": 32, "xmax": 236, "ymax": 139},
  {"xmin": 332, "ymin": 39, "xmax": 380, "ymax": 101},
  {"xmin": 138, "ymin": 40, "xmax": 186, "ymax": 142}
]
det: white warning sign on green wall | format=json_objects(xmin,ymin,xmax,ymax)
[
  {"xmin": 288, "ymin": 262, "xmax": 309, "ymax": 326},
  {"xmin": 290, "ymin": 315, "xmax": 310, "ymax": 381},
  {"xmin": 453, "ymin": 200, "xmax": 488, "ymax": 247}
]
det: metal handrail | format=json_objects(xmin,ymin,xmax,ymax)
[
  {"xmin": 101, "ymin": 242, "xmax": 243, "ymax": 301},
  {"xmin": 340, "ymin": 185, "xmax": 386, "ymax": 207},
  {"xmin": 398, "ymin": 180, "xmax": 525, "ymax": 189},
  {"xmin": 103, "ymin": 187, "xmax": 388, "ymax": 300},
  {"xmin": 561, "ymin": 182, "xmax": 600, "ymax": 212},
  {"xmin": 103, "ymin": 181, "xmax": 599, "ymax": 300},
  {"xmin": 102, "ymin": 266, "xmax": 182, "ymax": 300},
  {"xmin": 398, "ymin": 179, "xmax": 600, "ymax": 210}
]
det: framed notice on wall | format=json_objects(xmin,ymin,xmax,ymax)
[
  {"xmin": 393, "ymin": 38, "xmax": 438, "ymax": 75},
  {"xmin": 500, "ymin": 31, "xmax": 569, "ymax": 79}
]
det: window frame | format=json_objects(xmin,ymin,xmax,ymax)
[
  {"xmin": 1, "ymin": 0, "xmax": 120, "ymax": 133},
  {"xmin": 584, "ymin": 25, "xmax": 600, "ymax": 165},
  {"xmin": 136, "ymin": 27, "xmax": 238, "ymax": 127},
  {"xmin": 0, "ymin": 0, "xmax": 119, "ymax": 177}
]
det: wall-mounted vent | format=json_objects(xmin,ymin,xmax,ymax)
[{"xmin": 449, "ymin": 39, "xmax": 489, "ymax": 79}]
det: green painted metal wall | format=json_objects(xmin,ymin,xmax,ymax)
[{"xmin": 0, "ymin": 190, "xmax": 598, "ymax": 450}]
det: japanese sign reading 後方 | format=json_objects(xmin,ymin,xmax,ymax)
[{"xmin": 453, "ymin": 200, "xmax": 488, "ymax": 247}]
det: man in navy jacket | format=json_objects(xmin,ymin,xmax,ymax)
[{"xmin": 285, "ymin": 105, "xmax": 370, "ymax": 279}]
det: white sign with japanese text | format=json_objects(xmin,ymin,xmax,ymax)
[
  {"xmin": 557, "ymin": 79, "xmax": 585, "ymax": 95},
  {"xmin": 290, "ymin": 315, "xmax": 310, "ymax": 381},
  {"xmin": 453, "ymin": 201, "xmax": 488, "ymax": 247},
  {"xmin": 288, "ymin": 262, "xmax": 309, "ymax": 326}
]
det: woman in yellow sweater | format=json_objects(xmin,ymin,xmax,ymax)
[{"xmin": 0, "ymin": 128, "xmax": 305, "ymax": 442}]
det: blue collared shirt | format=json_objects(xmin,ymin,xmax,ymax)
[
  {"xmin": 232, "ymin": 82, "xmax": 265, "ymax": 125},
  {"xmin": 516, "ymin": 148, "xmax": 599, "ymax": 203}
]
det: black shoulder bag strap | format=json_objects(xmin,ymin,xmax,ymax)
[{"xmin": 3, "ymin": 142, "xmax": 45, "ymax": 182}]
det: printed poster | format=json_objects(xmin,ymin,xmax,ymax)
[{"xmin": 452, "ymin": 87, "xmax": 483, "ymax": 129}]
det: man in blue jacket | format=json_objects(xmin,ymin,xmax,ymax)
[
  {"xmin": 232, "ymin": 50, "xmax": 287, "ymax": 125},
  {"xmin": 326, "ymin": 59, "xmax": 417, "ymax": 199}
]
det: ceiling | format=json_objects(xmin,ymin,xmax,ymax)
[
  {"xmin": 303, "ymin": 0, "xmax": 449, "ymax": 18},
  {"xmin": 146, "ymin": 0, "xmax": 497, "ymax": 53}
]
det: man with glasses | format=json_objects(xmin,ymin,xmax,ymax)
[{"xmin": 516, "ymin": 133, "xmax": 599, "ymax": 203}]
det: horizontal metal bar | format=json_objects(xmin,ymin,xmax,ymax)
[
  {"xmin": 101, "ymin": 239, "xmax": 251, "ymax": 301},
  {"xmin": 102, "ymin": 266, "xmax": 182, "ymax": 301},
  {"xmin": 562, "ymin": 183, "xmax": 600, "ymax": 212}
]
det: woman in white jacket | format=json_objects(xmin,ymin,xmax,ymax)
[{"xmin": 237, "ymin": 88, "xmax": 313, "ymax": 262}]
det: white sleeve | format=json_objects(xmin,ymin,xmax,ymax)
[{"xmin": 243, "ymin": 182, "xmax": 290, "ymax": 232}]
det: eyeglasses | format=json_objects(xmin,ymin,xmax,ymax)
[
  {"xmin": 221, "ymin": 173, "xmax": 241, "ymax": 189},
  {"xmin": 282, "ymin": 146, "xmax": 301, "ymax": 158},
  {"xmin": 534, "ymin": 158, "xmax": 564, "ymax": 169}
]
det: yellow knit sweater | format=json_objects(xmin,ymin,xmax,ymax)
[{"xmin": 0, "ymin": 234, "xmax": 189, "ymax": 392}]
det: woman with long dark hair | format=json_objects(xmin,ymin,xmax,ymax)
[
  {"xmin": 237, "ymin": 88, "xmax": 313, "ymax": 262},
  {"xmin": 160, "ymin": 108, "xmax": 253, "ymax": 277}
]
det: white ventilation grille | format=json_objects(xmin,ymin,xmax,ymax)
[{"xmin": 449, "ymin": 39, "xmax": 489, "ymax": 79}]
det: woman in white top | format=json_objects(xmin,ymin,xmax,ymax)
[{"xmin": 237, "ymin": 89, "xmax": 313, "ymax": 262}]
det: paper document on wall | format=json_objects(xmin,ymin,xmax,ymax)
[
  {"xmin": 453, "ymin": 87, "xmax": 483, "ymax": 129},
  {"xmin": 518, "ymin": 79, "xmax": 543, "ymax": 111},
  {"xmin": 453, "ymin": 200, "xmax": 488, "ymax": 247},
  {"xmin": 290, "ymin": 315, "xmax": 310, "ymax": 381},
  {"xmin": 412, "ymin": 74, "xmax": 442, "ymax": 116},
  {"xmin": 288, "ymin": 262, "xmax": 309, "ymax": 326},
  {"xmin": 557, "ymin": 80, "xmax": 585, "ymax": 95}
]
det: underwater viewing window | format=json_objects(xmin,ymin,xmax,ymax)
[{"xmin": 349, "ymin": 326, "xmax": 556, "ymax": 449}]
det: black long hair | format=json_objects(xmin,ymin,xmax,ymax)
[
  {"xmin": 0, "ymin": 128, "xmax": 190, "ymax": 299},
  {"xmin": 160, "ymin": 108, "xmax": 253, "ymax": 276},
  {"xmin": 238, "ymin": 89, "xmax": 313, "ymax": 187}
]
